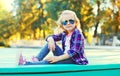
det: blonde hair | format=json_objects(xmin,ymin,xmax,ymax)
[{"xmin": 54, "ymin": 10, "xmax": 82, "ymax": 34}]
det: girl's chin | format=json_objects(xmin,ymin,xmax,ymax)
[{"xmin": 65, "ymin": 28, "xmax": 74, "ymax": 31}]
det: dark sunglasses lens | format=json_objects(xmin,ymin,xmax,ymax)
[
  {"xmin": 62, "ymin": 20, "xmax": 67, "ymax": 25},
  {"xmin": 69, "ymin": 19, "xmax": 74, "ymax": 24}
]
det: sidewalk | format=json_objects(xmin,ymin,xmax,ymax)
[{"xmin": 85, "ymin": 45, "xmax": 120, "ymax": 50}]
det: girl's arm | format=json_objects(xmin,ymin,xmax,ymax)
[
  {"xmin": 57, "ymin": 53, "xmax": 70, "ymax": 61},
  {"xmin": 46, "ymin": 53, "xmax": 70, "ymax": 63},
  {"xmin": 46, "ymin": 32, "xmax": 64, "ymax": 42}
]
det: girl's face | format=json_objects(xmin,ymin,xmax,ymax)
[{"xmin": 61, "ymin": 13, "xmax": 76, "ymax": 33}]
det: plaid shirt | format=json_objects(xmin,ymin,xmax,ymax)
[{"xmin": 50, "ymin": 28, "xmax": 88, "ymax": 65}]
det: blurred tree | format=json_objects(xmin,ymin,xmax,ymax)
[
  {"xmin": 100, "ymin": 0, "xmax": 120, "ymax": 37},
  {"xmin": 88, "ymin": 0, "xmax": 103, "ymax": 38},
  {"xmin": 12, "ymin": 0, "xmax": 48, "ymax": 39},
  {"xmin": 91, "ymin": 0, "xmax": 120, "ymax": 45},
  {"xmin": 1, "ymin": 0, "xmax": 120, "ymax": 46},
  {"xmin": 102, "ymin": 0, "xmax": 119, "ymax": 35},
  {"xmin": 0, "ymin": 1, "xmax": 19, "ymax": 45}
]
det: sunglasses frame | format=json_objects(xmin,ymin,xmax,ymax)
[{"xmin": 62, "ymin": 19, "xmax": 75, "ymax": 26}]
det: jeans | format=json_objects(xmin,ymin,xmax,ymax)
[{"xmin": 25, "ymin": 43, "xmax": 74, "ymax": 65}]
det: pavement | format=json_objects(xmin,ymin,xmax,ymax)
[
  {"xmin": 85, "ymin": 45, "xmax": 120, "ymax": 50},
  {"xmin": 0, "ymin": 46, "xmax": 120, "ymax": 67}
]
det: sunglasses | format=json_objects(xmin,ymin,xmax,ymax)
[{"xmin": 62, "ymin": 19, "xmax": 75, "ymax": 26}]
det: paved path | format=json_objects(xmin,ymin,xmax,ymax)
[
  {"xmin": 85, "ymin": 45, "xmax": 120, "ymax": 50},
  {"xmin": 0, "ymin": 47, "xmax": 120, "ymax": 67}
]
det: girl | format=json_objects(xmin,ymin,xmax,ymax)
[{"xmin": 19, "ymin": 10, "xmax": 88, "ymax": 65}]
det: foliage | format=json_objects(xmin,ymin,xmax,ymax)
[{"xmin": 0, "ymin": 0, "xmax": 120, "ymax": 46}]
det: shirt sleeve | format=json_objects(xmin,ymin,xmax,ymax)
[
  {"xmin": 46, "ymin": 33, "xmax": 63, "ymax": 42},
  {"xmin": 67, "ymin": 33, "xmax": 83, "ymax": 57},
  {"xmin": 67, "ymin": 33, "xmax": 88, "ymax": 64}
]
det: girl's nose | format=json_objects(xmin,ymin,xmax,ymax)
[{"xmin": 67, "ymin": 21, "xmax": 70, "ymax": 25}]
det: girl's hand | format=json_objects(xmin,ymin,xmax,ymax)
[
  {"xmin": 46, "ymin": 53, "xmax": 70, "ymax": 63},
  {"xmin": 46, "ymin": 56, "xmax": 60, "ymax": 63}
]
